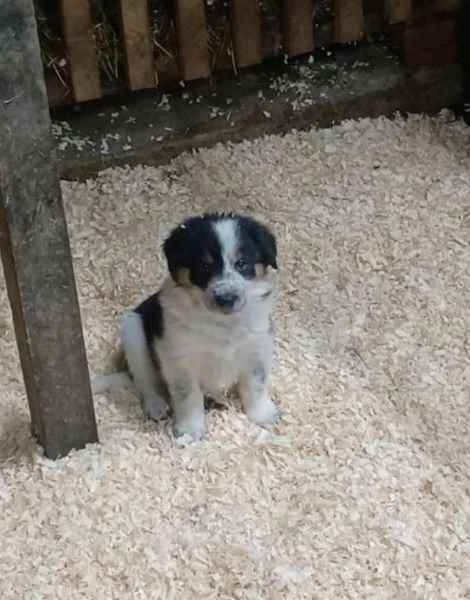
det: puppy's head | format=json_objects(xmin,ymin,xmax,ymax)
[{"xmin": 163, "ymin": 213, "xmax": 277, "ymax": 314}]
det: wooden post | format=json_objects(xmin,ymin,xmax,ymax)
[
  {"xmin": 433, "ymin": 0, "xmax": 460, "ymax": 11},
  {"xmin": 119, "ymin": 0, "xmax": 156, "ymax": 91},
  {"xmin": 334, "ymin": 0, "xmax": 363, "ymax": 43},
  {"xmin": 282, "ymin": 0, "xmax": 314, "ymax": 57},
  {"xmin": 0, "ymin": 0, "xmax": 98, "ymax": 459},
  {"xmin": 461, "ymin": 0, "xmax": 470, "ymax": 124},
  {"xmin": 59, "ymin": 0, "xmax": 101, "ymax": 103},
  {"xmin": 228, "ymin": 0, "xmax": 262, "ymax": 68},
  {"xmin": 385, "ymin": 0, "xmax": 413, "ymax": 24},
  {"xmin": 174, "ymin": 0, "xmax": 210, "ymax": 80}
]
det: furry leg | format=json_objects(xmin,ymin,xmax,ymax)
[{"xmin": 121, "ymin": 311, "xmax": 168, "ymax": 421}]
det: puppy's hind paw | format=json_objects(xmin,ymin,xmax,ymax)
[
  {"xmin": 246, "ymin": 396, "xmax": 278, "ymax": 428},
  {"xmin": 143, "ymin": 394, "xmax": 169, "ymax": 422},
  {"xmin": 172, "ymin": 418, "xmax": 205, "ymax": 442}
]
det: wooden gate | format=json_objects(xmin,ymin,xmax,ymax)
[{"xmin": 36, "ymin": 0, "xmax": 461, "ymax": 107}]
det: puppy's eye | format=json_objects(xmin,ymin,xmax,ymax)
[
  {"xmin": 201, "ymin": 262, "xmax": 212, "ymax": 272},
  {"xmin": 235, "ymin": 258, "xmax": 246, "ymax": 271}
]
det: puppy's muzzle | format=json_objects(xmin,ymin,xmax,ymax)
[
  {"xmin": 214, "ymin": 292, "xmax": 239, "ymax": 310},
  {"xmin": 209, "ymin": 281, "xmax": 246, "ymax": 314}
]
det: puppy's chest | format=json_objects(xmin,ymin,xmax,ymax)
[
  {"xmin": 160, "ymin": 317, "xmax": 261, "ymax": 392},
  {"xmin": 187, "ymin": 321, "xmax": 245, "ymax": 375},
  {"xmin": 191, "ymin": 331, "xmax": 240, "ymax": 386}
]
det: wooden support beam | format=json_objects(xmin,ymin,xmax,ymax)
[
  {"xmin": 228, "ymin": 0, "xmax": 262, "ymax": 68},
  {"xmin": 119, "ymin": 0, "xmax": 155, "ymax": 91},
  {"xmin": 282, "ymin": 0, "xmax": 314, "ymax": 57},
  {"xmin": 59, "ymin": 0, "xmax": 101, "ymax": 102},
  {"xmin": 0, "ymin": 0, "xmax": 98, "ymax": 459},
  {"xmin": 174, "ymin": 0, "xmax": 210, "ymax": 80},
  {"xmin": 461, "ymin": 0, "xmax": 470, "ymax": 124},
  {"xmin": 433, "ymin": 0, "xmax": 460, "ymax": 11},
  {"xmin": 385, "ymin": 0, "xmax": 413, "ymax": 24},
  {"xmin": 334, "ymin": 0, "xmax": 363, "ymax": 44},
  {"xmin": 391, "ymin": 18, "xmax": 457, "ymax": 69}
]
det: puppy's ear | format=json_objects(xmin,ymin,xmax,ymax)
[
  {"xmin": 163, "ymin": 225, "xmax": 190, "ymax": 275},
  {"xmin": 244, "ymin": 218, "xmax": 277, "ymax": 270}
]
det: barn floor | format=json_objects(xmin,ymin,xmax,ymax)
[
  {"xmin": 53, "ymin": 44, "xmax": 461, "ymax": 181},
  {"xmin": 1, "ymin": 111, "xmax": 470, "ymax": 599}
]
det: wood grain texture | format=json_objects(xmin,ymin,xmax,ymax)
[
  {"xmin": 119, "ymin": 0, "xmax": 155, "ymax": 90},
  {"xmin": 385, "ymin": 0, "xmax": 412, "ymax": 24},
  {"xmin": 229, "ymin": 0, "xmax": 262, "ymax": 67},
  {"xmin": 59, "ymin": 0, "xmax": 101, "ymax": 102},
  {"xmin": 0, "ymin": 0, "xmax": 98, "ymax": 459},
  {"xmin": 174, "ymin": 0, "xmax": 210, "ymax": 80},
  {"xmin": 282, "ymin": 0, "xmax": 314, "ymax": 57},
  {"xmin": 334, "ymin": 0, "xmax": 363, "ymax": 43},
  {"xmin": 433, "ymin": 0, "xmax": 460, "ymax": 11}
]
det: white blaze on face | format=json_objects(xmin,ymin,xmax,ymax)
[{"xmin": 212, "ymin": 218, "xmax": 239, "ymax": 275}]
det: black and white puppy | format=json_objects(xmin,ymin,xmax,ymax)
[{"xmin": 92, "ymin": 212, "xmax": 278, "ymax": 441}]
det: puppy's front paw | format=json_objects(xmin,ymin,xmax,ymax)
[
  {"xmin": 246, "ymin": 395, "xmax": 278, "ymax": 427},
  {"xmin": 143, "ymin": 394, "xmax": 169, "ymax": 422},
  {"xmin": 172, "ymin": 417, "xmax": 205, "ymax": 441}
]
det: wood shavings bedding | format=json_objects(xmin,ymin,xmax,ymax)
[{"xmin": 1, "ymin": 111, "xmax": 470, "ymax": 599}]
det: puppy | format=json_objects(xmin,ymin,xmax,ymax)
[{"xmin": 92, "ymin": 212, "xmax": 278, "ymax": 441}]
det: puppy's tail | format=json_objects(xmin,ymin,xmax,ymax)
[
  {"xmin": 90, "ymin": 347, "xmax": 133, "ymax": 394},
  {"xmin": 90, "ymin": 371, "xmax": 133, "ymax": 394}
]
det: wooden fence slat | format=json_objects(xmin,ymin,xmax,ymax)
[
  {"xmin": 229, "ymin": 0, "xmax": 262, "ymax": 67},
  {"xmin": 334, "ymin": 0, "xmax": 363, "ymax": 43},
  {"xmin": 59, "ymin": 0, "xmax": 101, "ymax": 102},
  {"xmin": 462, "ymin": 0, "xmax": 470, "ymax": 124},
  {"xmin": 433, "ymin": 0, "xmax": 460, "ymax": 11},
  {"xmin": 119, "ymin": 0, "xmax": 155, "ymax": 91},
  {"xmin": 174, "ymin": 0, "xmax": 210, "ymax": 80},
  {"xmin": 282, "ymin": 0, "xmax": 314, "ymax": 57},
  {"xmin": 385, "ymin": 0, "xmax": 412, "ymax": 23},
  {"xmin": 0, "ymin": 0, "xmax": 98, "ymax": 459}
]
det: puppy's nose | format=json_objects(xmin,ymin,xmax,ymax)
[{"xmin": 214, "ymin": 292, "xmax": 239, "ymax": 309}]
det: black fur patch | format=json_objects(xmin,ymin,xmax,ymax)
[
  {"xmin": 133, "ymin": 292, "xmax": 164, "ymax": 348},
  {"xmin": 163, "ymin": 212, "xmax": 277, "ymax": 288},
  {"xmin": 163, "ymin": 214, "xmax": 224, "ymax": 289},
  {"xmin": 236, "ymin": 216, "xmax": 277, "ymax": 270}
]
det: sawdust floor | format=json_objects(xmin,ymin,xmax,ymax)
[{"xmin": 1, "ymin": 112, "xmax": 470, "ymax": 599}]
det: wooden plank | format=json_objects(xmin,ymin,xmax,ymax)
[
  {"xmin": 391, "ymin": 18, "xmax": 456, "ymax": 69},
  {"xmin": 174, "ymin": 0, "xmax": 210, "ymax": 80},
  {"xmin": 385, "ymin": 0, "xmax": 413, "ymax": 24},
  {"xmin": 59, "ymin": 0, "xmax": 101, "ymax": 102},
  {"xmin": 119, "ymin": 0, "xmax": 155, "ymax": 91},
  {"xmin": 462, "ymin": 0, "xmax": 470, "ymax": 124},
  {"xmin": 334, "ymin": 0, "xmax": 363, "ymax": 43},
  {"xmin": 228, "ymin": 0, "xmax": 262, "ymax": 67},
  {"xmin": 282, "ymin": 0, "xmax": 314, "ymax": 57},
  {"xmin": 404, "ymin": 43, "xmax": 456, "ymax": 68},
  {"xmin": 402, "ymin": 19, "xmax": 455, "ymax": 50},
  {"xmin": 433, "ymin": 0, "xmax": 460, "ymax": 11},
  {"xmin": 0, "ymin": 0, "xmax": 98, "ymax": 459}
]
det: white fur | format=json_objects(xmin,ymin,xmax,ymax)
[
  {"xmin": 121, "ymin": 312, "xmax": 169, "ymax": 421},
  {"xmin": 91, "ymin": 218, "xmax": 277, "ymax": 441},
  {"xmin": 156, "ymin": 274, "xmax": 275, "ymax": 439},
  {"xmin": 213, "ymin": 218, "xmax": 239, "ymax": 265},
  {"xmin": 91, "ymin": 372, "xmax": 133, "ymax": 394}
]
